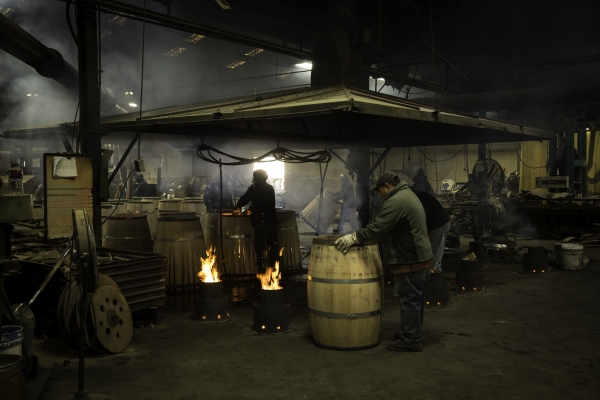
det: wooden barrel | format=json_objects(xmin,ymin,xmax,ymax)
[
  {"xmin": 204, "ymin": 213, "xmax": 255, "ymax": 276},
  {"xmin": 102, "ymin": 214, "xmax": 153, "ymax": 252},
  {"xmin": 106, "ymin": 200, "xmax": 128, "ymax": 215},
  {"xmin": 277, "ymin": 209, "xmax": 301, "ymax": 271},
  {"xmin": 180, "ymin": 199, "xmax": 207, "ymax": 230},
  {"xmin": 307, "ymin": 235, "xmax": 383, "ymax": 350},
  {"xmin": 158, "ymin": 199, "xmax": 181, "ymax": 212},
  {"xmin": 127, "ymin": 200, "xmax": 157, "ymax": 240},
  {"xmin": 301, "ymin": 191, "xmax": 340, "ymax": 234},
  {"xmin": 142, "ymin": 197, "xmax": 161, "ymax": 210},
  {"xmin": 154, "ymin": 212, "xmax": 206, "ymax": 308}
]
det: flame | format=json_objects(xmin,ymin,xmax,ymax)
[
  {"xmin": 198, "ymin": 246, "xmax": 219, "ymax": 282},
  {"xmin": 257, "ymin": 261, "xmax": 282, "ymax": 290}
]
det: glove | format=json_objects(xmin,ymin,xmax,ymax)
[{"xmin": 335, "ymin": 233, "xmax": 359, "ymax": 254}]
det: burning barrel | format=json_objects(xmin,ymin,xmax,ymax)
[
  {"xmin": 276, "ymin": 209, "xmax": 301, "ymax": 271},
  {"xmin": 204, "ymin": 212, "xmax": 256, "ymax": 276},
  {"xmin": 127, "ymin": 200, "xmax": 157, "ymax": 240},
  {"xmin": 154, "ymin": 212, "xmax": 207, "ymax": 308},
  {"xmin": 301, "ymin": 191, "xmax": 340, "ymax": 234},
  {"xmin": 307, "ymin": 235, "xmax": 383, "ymax": 350},
  {"xmin": 102, "ymin": 214, "xmax": 153, "ymax": 252}
]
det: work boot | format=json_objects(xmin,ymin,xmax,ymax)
[{"xmin": 387, "ymin": 340, "xmax": 423, "ymax": 352}]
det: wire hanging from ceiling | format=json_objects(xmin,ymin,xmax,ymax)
[{"xmin": 196, "ymin": 144, "xmax": 331, "ymax": 166}]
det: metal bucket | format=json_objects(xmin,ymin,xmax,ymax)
[
  {"xmin": 0, "ymin": 354, "xmax": 23, "ymax": 400},
  {"xmin": 561, "ymin": 244, "xmax": 584, "ymax": 270},
  {"xmin": 0, "ymin": 326, "xmax": 23, "ymax": 357}
]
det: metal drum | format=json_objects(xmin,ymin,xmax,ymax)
[
  {"xmin": 127, "ymin": 200, "xmax": 157, "ymax": 240},
  {"xmin": 102, "ymin": 214, "xmax": 153, "ymax": 252},
  {"xmin": 276, "ymin": 209, "xmax": 302, "ymax": 271},
  {"xmin": 154, "ymin": 212, "xmax": 206, "ymax": 309},
  {"xmin": 158, "ymin": 199, "xmax": 181, "ymax": 212},
  {"xmin": 204, "ymin": 213, "xmax": 255, "ymax": 276},
  {"xmin": 307, "ymin": 235, "xmax": 383, "ymax": 350},
  {"xmin": 180, "ymin": 199, "xmax": 208, "ymax": 231},
  {"xmin": 300, "ymin": 191, "xmax": 340, "ymax": 234}
]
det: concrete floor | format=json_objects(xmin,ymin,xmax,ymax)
[{"xmin": 32, "ymin": 218, "xmax": 600, "ymax": 400}]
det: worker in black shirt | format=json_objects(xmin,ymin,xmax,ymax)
[
  {"xmin": 134, "ymin": 174, "xmax": 154, "ymax": 197},
  {"xmin": 411, "ymin": 189, "xmax": 451, "ymax": 273},
  {"xmin": 235, "ymin": 169, "xmax": 279, "ymax": 273}
]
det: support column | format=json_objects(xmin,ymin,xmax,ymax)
[
  {"xmin": 353, "ymin": 148, "xmax": 371, "ymax": 228},
  {"xmin": 77, "ymin": 5, "xmax": 102, "ymax": 240}
]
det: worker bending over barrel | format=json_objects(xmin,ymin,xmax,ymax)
[
  {"xmin": 335, "ymin": 171, "xmax": 433, "ymax": 352},
  {"xmin": 234, "ymin": 169, "xmax": 279, "ymax": 273}
]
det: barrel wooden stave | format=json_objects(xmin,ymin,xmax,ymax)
[
  {"xmin": 127, "ymin": 200, "xmax": 157, "ymax": 240},
  {"xmin": 180, "ymin": 199, "xmax": 207, "ymax": 231},
  {"xmin": 142, "ymin": 197, "xmax": 161, "ymax": 210},
  {"xmin": 301, "ymin": 193, "xmax": 340, "ymax": 234},
  {"xmin": 158, "ymin": 199, "xmax": 182, "ymax": 212},
  {"xmin": 277, "ymin": 210, "xmax": 301, "ymax": 271},
  {"xmin": 102, "ymin": 214, "xmax": 153, "ymax": 252},
  {"xmin": 307, "ymin": 235, "xmax": 383, "ymax": 349},
  {"xmin": 154, "ymin": 213, "xmax": 206, "ymax": 308},
  {"xmin": 204, "ymin": 213, "xmax": 255, "ymax": 275}
]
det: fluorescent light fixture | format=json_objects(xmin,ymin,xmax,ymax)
[
  {"xmin": 295, "ymin": 62, "xmax": 312, "ymax": 69},
  {"xmin": 215, "ymin": 0, "xmax": 231, "ymax": 10},
  {"xmin": 100, "ymin": 31, "xmax": 112, "ymax": 39},
  {"xmin": 245, "ymin": 48, "xmax": 265, "ymax": 57},
  {"xmin": 164, "ymin": 47, "xmax": 187, "ymax": 57},
  {"xmin": 186, "ymin": 34, "xmax": 205, "ymax": 43},
  {"xmin": 125, "ymin": 91, "xmax": 133, "ymax": 95},
  {"xmin": 277, "ymin": 70, "xmax": 292, "ymax": 78},
  {"xmin": 1, "ymin": 7, "xmax": 14, "ymax": 16},
  {"xmin": 108, "ymin": 15, "xmax": 128, "ymax": 25},
  {"xmin": 26, "ymin": 94, "xmax": 38, "ymax": 97},
  {"xmin": 226, "ymin": 60, "xmax": 246, "ymax": 69},
  {"xmin": 369, "ymin": 76, "xmax": 385, "ymax": 81},
  {"xmin": 128, "ymin": 103, "xmax": 138, "ymax": 108}
]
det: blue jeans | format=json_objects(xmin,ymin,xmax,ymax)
[{"xmin": 394, "ymin": 268, "xmax": 430, "ymax": 348}]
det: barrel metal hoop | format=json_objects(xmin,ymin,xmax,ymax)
[
  {"xmin": 103, "ymin": 235, "xmax": 149, "ymax": 240},
  {"xmin": 154, "ymin": 235, "xmax": 204, "ymax": 242},
  {"xmin": 307, "ymin": 276, "xmax": 381, "ymax": 284},
  {"xmin": 308, "ymin": 307, "xmax": 381, "ymax": 319}
]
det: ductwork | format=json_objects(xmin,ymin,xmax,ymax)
[
  {"xmin": 0, "ymin": 13, "xmax": 79, "ymax": 90},
  {"xmin": 0, "ymin": 13, "xmax": 117, "ymax": 111},
  {"xmin": 414, "ymin": 83, "xmax": 600, "ymax": 112}
]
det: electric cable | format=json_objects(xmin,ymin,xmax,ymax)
[
  {"xmin": 514, "ymin": 142, "xmax": 546, "ymax": 169},
  {"xmin": 196, "ymin": 144, "xmax": 331, "ymax": 166},
  {"xmin": 71, "ymin": 102, "xmax": 79, "ymax": 151},
  {"xmin": 416, "ymin": 145, "xmax": 465, "ymax": 163},
  {"xmin": 137, "ymin": 0, "xmax": 147, "ymax": 159},
  {"xmin": 100, "ymin": 169, "xmax": 135, "ymax": 226},
  {"xmin": 66, "ymin": 3, "xmax": 78, "ymax": 47}
]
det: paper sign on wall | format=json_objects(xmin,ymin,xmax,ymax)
[{"xmin": 53, "ymin": 157, "xmax": 78, "ymax": 178}]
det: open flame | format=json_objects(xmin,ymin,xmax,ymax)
[
  {"xmin": 198, "ymin": 246, "xmax": 219, "ymax": 282},
  {"xmin": 256, "ymin": 247, "xmax": 284, "ymax": 290}
]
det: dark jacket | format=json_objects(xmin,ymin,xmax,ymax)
[
  {"xmin": 134, "ymin": 180, "xmax": 153, "ymax": 197},
  {"xmin": 356, "ymin": 182, "xmax": 432, "ymax": 265},
  {"xmin": 237, "ymin": 181, "xmax": 278, "ymax": 227},
  {"xmin": 333, "ymin": 179, "xmax": 356, "ymax": 209},
  {"xmin": 411, "ymin": 189, "xmax": 450, "ymax": 231}
]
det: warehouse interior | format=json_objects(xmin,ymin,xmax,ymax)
[{"xmin": 0, "ymin": 0, "xmax": 599, "ymax": 399}]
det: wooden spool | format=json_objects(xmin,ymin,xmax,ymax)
[
  {"xmin": 277, "ymin": 209, "xmax": 301, "ymax": 271},
  {"xmin": 180, "ymin": 199, "xmax": 207, "ymax": 231},
  {"xmin": 154, "ymin": 212, "xmax": 206, "ymax": 308},
  {"xmin": 204, "ymin": 212, "xmax": 255, "ymax": 276},
  {"xmin": 127, "ymin": 200, "xmax": 157, "ymax": 240},
  {"xmin": 301, "ymin": 191, "xmax": 340, "ymax": 234},
  {"xmin": 307, "ymin": 235, "xmax": 383, "ymax": 350},
  {"xmin": 158, "ymin": 199, "xmax": 182, "ymax": 212},
  {"xmin": 142, "ymin": 197, "xmax": 161, "ymax": 210},
  {"xmin": 102, "ymin": 214, "xmax": 153, "ymax": 252}
]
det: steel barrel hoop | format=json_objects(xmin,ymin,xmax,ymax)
[
  {"xmin": 103, "ymin": 235, "xmax": 153, "ymax": 240},
  {"xmin": 154, "ymin": 235, "xmax": 204, "ymax": 242},
  {"xmin": 308, "ymin": 307, "xmax": 381, "ymax": 319},
  {"xmin": 307, "ymin": 276, "xmax": 381, "ymax": 284}
]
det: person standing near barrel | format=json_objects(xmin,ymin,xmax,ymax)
[
  {"xmin": 234, "ymin": 169, "xmax": 279, "ymax": 273},
  {"xmin": 335, "ymin": 171, "xmax": 433, "ymax": 352}
]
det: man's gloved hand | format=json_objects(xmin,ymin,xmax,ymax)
[{"xmin": 335, "ymin": 233, "xmax": 359, "ymax": 254}]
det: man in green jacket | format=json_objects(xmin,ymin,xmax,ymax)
[{"xmin": 335, "ymin": 171, "xmax": 433, "ymax": 352}]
